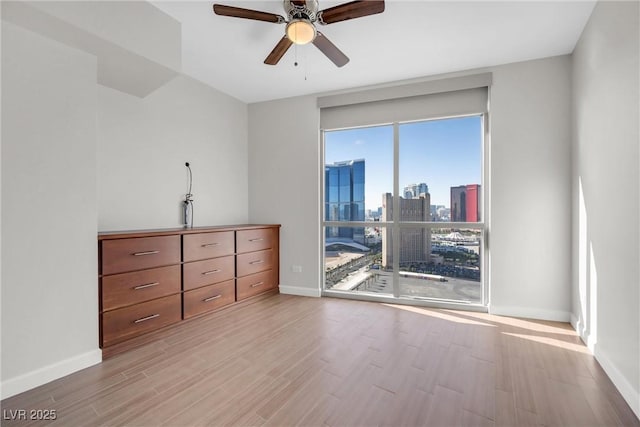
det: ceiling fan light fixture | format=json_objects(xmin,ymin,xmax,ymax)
[{"xmin": 286, "ymin": 19, "xmax": 316, "ymax": 45}]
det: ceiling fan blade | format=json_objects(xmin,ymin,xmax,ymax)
[
  {"xmin": 213, "ymin": 4, "xmax": 285, "ymax": 23},
  {"xmin": 264, "ymin": 36, "xmax": 294, "ymax": 65},
  {"xmin": 313, "ymin": 32, "xmax": 349, "ymax": 67},
  {"xmin": 318, "ymin": 0, "xmax": 384, "ymax": 25}
]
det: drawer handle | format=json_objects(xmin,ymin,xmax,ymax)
[
  {"xmin": 250, "ymin": 281, "xmax": 264, "ymax": 288},
  {"xmin": 132, "ymin": 250, "xmax": 160, "ymax": 256},
  {"xmin": 202, "ymin": 269, "xmax": 221, "ymax": 275},
  {"xmin": 134, "ymin": 314, "xmax": 160, "ymax": 324},
  {"xmin": 249, "ymin": 238, "xmax": 264, "ymax": 242},
  {"xmin": 201, "ymin": 243, "xmax": 220, "ymax": 248},
  {"xmin": 203, "ymin": 294, "xmax": 222, "ymax": 302},
  {"xmin": 249, "ymin": 260, "xmax": 264, "ymax": 265},
  {"xmin": 133, "ymin": 282, "xmax": 160, "ymax": 290}
]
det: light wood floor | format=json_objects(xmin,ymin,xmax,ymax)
[{"xmin": 2, "ymin": 294, "xmax": 638, "ymax": 426}]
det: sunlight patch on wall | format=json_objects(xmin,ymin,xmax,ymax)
[
  {"xmin": 577, "ymin": 176, "xmax": 598, "ymax": 352},
  {"xmin": 588, "ymin": 241, "xmax": 598, "ymax": 352},
  {"xmin": 577, "ymin": 176, "xmax": 588, "ymax": 336}
]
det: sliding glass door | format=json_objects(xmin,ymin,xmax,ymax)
[{"xmin": 322, "ymin": 115, "xmax": 486, "ymax": 307}]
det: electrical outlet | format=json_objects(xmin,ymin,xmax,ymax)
[{"xmin": 292, "ymin": 265, "xmax": 302, "ymax": 273}]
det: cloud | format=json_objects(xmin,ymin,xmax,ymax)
[{"xmin": 354, "ymin": 139, "xmax": 366, "ymax": 145}]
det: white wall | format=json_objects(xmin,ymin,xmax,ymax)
[
  {"xmin": 1, "ymin": 1, "xmax": 181, "ymax": 98},
  {"xmin": 1, "ymin": 22, "xmax": 100, "ymax": 397},
  {"xmin": 98, "ymin": 76, "xmax": 248, "ymax": 231},
  {"xmin": 489, "ymin": 56, "xmax": 572, "ymax": 320},
  {"xmin": 571, "ymin": 1, "xmax": 639, "ymax": 417},
  {"xmin": 248, "ymin": 96, "xmax": 321, "ymax": 297},
  {"xmin": 29, "ymin": 1, "xmax": 181, "ymax": 71},
  {"xmin": 248, "ymin": 56, "xmax": 573, "ymax": 317},
  {"xmin": 1, "ymin": 12, "xmax": 249, "ymax": 399}
]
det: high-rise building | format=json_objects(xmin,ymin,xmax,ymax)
[
  {"xmin": 430, "ymin": 204, "xmax": 446, "ymax": 221},
  {"xmin": 451, "ymin": 184, "xmax": 481, "ymax": 222},
  {"xmin": 466, "ymin": 184, "xmax": 481, "ymax": 222},
  {"xmin": 325, "ymin": 159, "xmax": 365, "ymax": 244},
  {"xmin": 403, "ymin": 183, "xmax": 429, "ymax": 199},
  {"xmin": 450, "ymin": 186, "xmax": 466, "ymax": 222},
  {"xmin": 381, "ymin": 193, "xmax": 432, "ymax": 267}
]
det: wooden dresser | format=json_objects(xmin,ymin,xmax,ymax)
[{"xmin": 98, "ymin": 224, "xmax": 280, "ymax": 355}]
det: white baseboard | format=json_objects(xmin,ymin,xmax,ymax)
[
  {"xmin": 278, "ymin": 285, "xmax": 321, "ymax": 298},
  {"xmin": 570, "ymin": 313, "xmax": 580, "ymax": 332},
  {"xmin": 571, "ymin": 314, "xmax": 638, "ymax": 419},
  {"xmin": 0, "ymin": 349, "xmax": 102, "ymax": 400},
  {"xmin": 489, "ymin": 305, "xmax": 571, "ymax": 322},
  {"xmin": 593, "ymin": 346, "xmax": 640, "ymax": 420},
  {"xmin": 571, "ymin": 313, "xmax": 596, "ymax": 352}
]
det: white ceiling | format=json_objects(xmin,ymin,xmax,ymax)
[{"xmin": 153, "ymin": 1, "xmax": 596, "ymax": 103}]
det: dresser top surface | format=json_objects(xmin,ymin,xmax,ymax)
[{"xmin": 98, "ymin": 224, "xmax": 281, "ymax": 240}]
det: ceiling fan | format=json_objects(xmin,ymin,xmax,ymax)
[{"xmin": 212, "ymin": 0, "xmax": 385, "ymax": 67}]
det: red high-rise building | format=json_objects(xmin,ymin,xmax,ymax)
[
  {"xmin": 466, "ymin": 184, "xmax": 481, "ymax": 222},
  {"xmin": 450, "ymin": 184, "xmax": 481, "ymax": 222}
]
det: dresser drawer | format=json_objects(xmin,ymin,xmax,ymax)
[
  {"xmin": 237, "ymin": 270, "xmax": 274, "ymax": 301},
  {"xmin": 101, "ymin": 294, "xmax": 181, "ymax": 347},
  {"xmin": 237, "ymin": 249, "xmax": 273, "ymax": 277},
  {"xmin": 102, "ymin": 265, "xmax": 180, "ymax": 311},
  {"xmin": 183, "ymin": 255, "xmax": 235, "ymax": 291},
  {"xmin": 183, "ymin": 231, "xmax": 235, "ymax": 262},
  {"xmin": 183, "ymin": 279, "xmax": 235, "ymax": 319},
  {"xmin": 101, "ymin": 235, "xmax": 180, "ymax": 275},
  {"xmin": 236, "ymin": 228, "xmax": 273, "ymax": 253}
]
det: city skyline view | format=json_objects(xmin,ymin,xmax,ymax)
[
  {"xmin": 324, "ymin": 115, "xmax": 484, "ymax": 303},
  {"xmin": 325, "ymin": 115, "xmax": 483, "ymax": 210}
]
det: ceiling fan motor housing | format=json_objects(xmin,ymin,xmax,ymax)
[{"xmin": 284, "ymin": 0, "xmax": 319, "ymax": 22}]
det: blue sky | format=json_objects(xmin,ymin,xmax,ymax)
[{"xmin": 325, "ymin": 115, "xmax": 482, "ymax": 209}]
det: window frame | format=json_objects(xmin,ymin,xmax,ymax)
[{"xmin": 321, "ymin": 113, "xmax": 489, "ymax": 309}]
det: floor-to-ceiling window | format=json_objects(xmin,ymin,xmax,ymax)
[
  {"xmin": 324, "ymin": 124, "xmax": 394, "ymax": 297},
  {"xmin": 320, "ymin": 76, "xmax": 490, "ymax": 308},
  {"xmin": 395, "ymin": 117, "xmax": 484, "ymax": 304}
]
